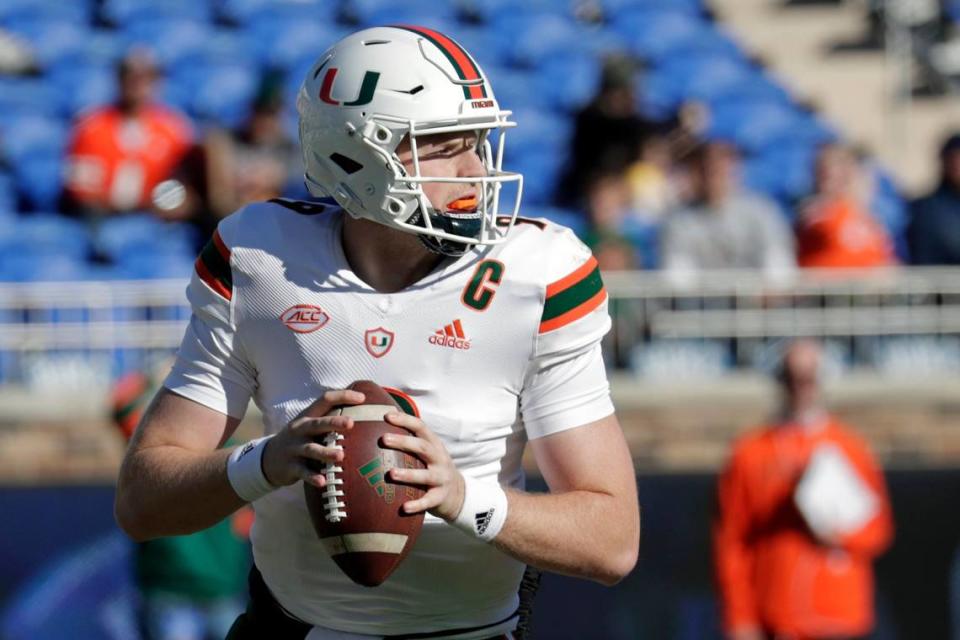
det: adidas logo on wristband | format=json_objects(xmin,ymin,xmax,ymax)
[{"xmin": 475, "ymin": 509, "xmax": 495, "ymax": 536}]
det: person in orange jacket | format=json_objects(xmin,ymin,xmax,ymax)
[
  {"xmin": 794, "ymin": 144, "xmax": 896, "ymax": 270},
  {"xmin": 712, "ymin": 339, "xmax": 894, "ymax": 640}
]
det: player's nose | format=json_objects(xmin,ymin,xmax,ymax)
[{"xmin": 456, "ymin": 147, "xmax": 487, "ymax": 179}]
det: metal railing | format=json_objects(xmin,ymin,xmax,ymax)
[{"xmin": 1, "ymin": 267, "xmax": 959, "ymax": 384}]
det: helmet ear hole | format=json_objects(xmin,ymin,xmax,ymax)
[{"xmin": 330, "ymin": 153, "xmax": 363, "ymax": 175}]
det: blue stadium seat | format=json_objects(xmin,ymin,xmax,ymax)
[
  {"xmin": 92, "ymin": 214, "xmax": 197, "ymax": 263},
  {"xmin": 167, "ymin": 61, "xmax": 258, "ymax": 128},
  {"xmin": 506, "ymin": 107, "xmax": 573, "ymax": 155},
  {"xmin": 533, "ymin": 52, "xmax": 602, "ymax": 114},
  {"xmin": 358, "ymin": 10, "xmax": 458, "ymax": 32},
  {"xmin": 347, "ymin": 0, "xmax": 458, "ymax": 27},
  {"xmin": 0, "ymin": 172, "xmax": 16, "ymax": 214},
  {"xmin": 78, "ymin": 30, "xmax": 129, "ymax": 68},
  {"xmin": 0, "ymin": 78, "xmax": 61, "ymax": 119},
  {"xmin": 488, "ymin": 14, "xmax": 584, "ymax": 68},
  {"xmin": 101, "ymin": 0, "xmax": 212, "ymax": 26},
  {"xmin": 243, "ymin": 18, "xmax": 346, "ymax": 70},
  {"xmin": 462, "ymin": 0, "xmax": 576, "ymax": 23},
  {"xmin": 121, "ymin": 19, "xmax": 213, "ymax": 69},
  {"xmin": 117, "ymin": 253, "xmax": 195, "ymax": 280},
  {"xmin": 741, "ymin": 144, "xmax": 817, "ymax": 206},
  {"xmin": 0, "ymin": 253, "xmax": 89, "ymax": 282},
  {"xmin": 611, "ymin": 9, "xmax": 739, "ymax": 63},
  {"xmin": 640, "ymin": 57, "xmax": 791, "ymax": 118},
  {"xmin": 3, "ymin": 19, "xmax": 88, "ymax": 70},
  {"xmin": 508, "ymin": 149, "xmax": 566, "ymax": 206},
  {"xmin": 601, "ymin": 0, "xmax": 705, "ymax": 18},
  {"xmin": 0, "ymin": 215, "xmax": 90, "ymax": 261},
  {"xmin": 218, "ymin": 0, "xmax": 339, "ymax": 25},
  {"xmin": 483, "ymin": 66, "xmax": 546, "ymax": 111},
  {"xmin": 706, "ymin": 98, "xmax": 835, "ymax": 152},
  {"xmin": 48, "ymin": 64, "xmax": 118, "ymax": 118},
  {"xmin": 0, "ymin": 0, "xmax": 93, "ymax": 24},
  {"xmin": 448, "ymin": 27, "xmax": 504, "ymax": 71},
  {"xmin": 13, "ymin": 155, "xmax": 64, "ymax": 212},
  {"xmin": 0, "ymin": 115, "xmax": 68, "ymax": 164}
]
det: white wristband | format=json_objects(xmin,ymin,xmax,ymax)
[
  {"xmin": 452, "ymin": 476, "xmax": 508, "ymax": 542},
  {"xmin": 227, "ymin": 436, "xmax": 276, "ymax": 503}
]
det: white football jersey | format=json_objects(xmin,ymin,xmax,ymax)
[{"xmin": 165, "ymin": 199, "xmax": 614, "ymax": 638}]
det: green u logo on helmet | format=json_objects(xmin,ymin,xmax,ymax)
[{"xmin": 318, "ymin": 68, "xmax": 380, "ymax": 107}]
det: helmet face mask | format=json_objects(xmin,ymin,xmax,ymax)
[{"xmin": 297, "ymin": 26, "xmax": 523, "ymax": 255}]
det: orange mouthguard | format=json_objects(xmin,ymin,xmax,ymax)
[{"xmin": 446, "ymin": 196, "xmax": 478, "ymax": 211}]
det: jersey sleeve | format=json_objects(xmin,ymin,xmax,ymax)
[
  {"xmin": 164, "ymin": 225, "xmax": 257, "ymax": 419},
  {"xmin": 520, "ymin": 225, "xmax": 614, "ymax": 439}
]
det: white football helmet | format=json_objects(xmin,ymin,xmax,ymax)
[{"xmin": 297, "ymin": 26, "xmax": 523, "ymax": 255}]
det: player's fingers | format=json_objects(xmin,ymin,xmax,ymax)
[
  {"xmin": 380, "ymin": 433, "xmax": 430, "ymax": 459},
  {"xmin": 312, "ymin": 389, "xmax": 365, "ymax": 414},
  {"xmin": 387, "ymin": 467, "xmax": 434, "ymax": 487},
  {"xmin": 299, "ymin": 442, "xmax": 344, "ymax": 464},
  {"xmin": 289, "ymin": 415, "xmax": 353, "ymax": 435},
  {"xmin": 403, "ymin": 487, "xmax": 443, "ymax": 514},
  {"xmin": 384, "ymin": 412, "xmax": 429, "ymax": 437},
  {"xmin": 298, "ymin": 463, "xmax": 327, "ymax": 489}
]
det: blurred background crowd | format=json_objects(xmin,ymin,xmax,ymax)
[
  {"xmin": 1, "ymin": 0, "xmax": 960, "ymax": 378},
  {"xmin": 1, "ymin": 0, "xmax": 958, "ymax": 285},
  {"xmin": 4, "ymin": 0, "xmax": 960, "ymax": 639}
]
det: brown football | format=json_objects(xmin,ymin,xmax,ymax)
[{"xmin": 302, "ymin": 380, "xmax": 426, "ymax": 587}]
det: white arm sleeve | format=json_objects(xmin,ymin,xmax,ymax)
[
  {"xmin": 521, "ymin": 225, "xmax": 615, "ymax": 439},
  {"xmin": 521, "ymin": 342, "xmax": 615, "ymax": 440},
  {"xmin": 164, "ymin": 260, "xmax": 256, "ymax": 420}
]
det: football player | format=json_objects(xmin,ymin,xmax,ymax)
[{"xmin": 116, "ymin": 26, "xmax": 640, "ymax": 640}]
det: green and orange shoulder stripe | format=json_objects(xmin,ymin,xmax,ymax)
[
  {"xmin": 539, "ymin": 255, "xmax": 607, "ymax": 334},
  {"xmin": 195, "ymin": 229, "xmax": 233, "ymax": 301}
]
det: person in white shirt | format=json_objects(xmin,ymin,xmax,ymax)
[{"xmin": 114, "ymin": 26, "xmax": 639, "ymax": 640}]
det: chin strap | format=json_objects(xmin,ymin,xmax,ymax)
[{"xmin": 407, "ymin": 208, "xmax": 475, "ymax": 257}]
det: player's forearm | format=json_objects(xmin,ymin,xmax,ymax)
[
  {"xmin": 115, "ymin": 445, "xmax": 245, "ymax": 541},
  {"xmin": 491, "ymin": 488, "xmax": 640, "ymax": 586}
]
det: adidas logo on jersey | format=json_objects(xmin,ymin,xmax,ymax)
[{"xmin": 428, "ymin": 319, "xmax": 471, "ymax": 350}]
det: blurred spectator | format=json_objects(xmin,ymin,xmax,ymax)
[
  {"xmin": 111, "ymin": 367, "xmax": 250, "ymax": 640},
  {"xmin": 625, "ymin": 132, "xmax": 678, "ymax": 220},
  {"xmin": 660, "ymin": 141, "xmax": 796, "ymax": 278},
  {"xmin": 795, "ymin": 143, "xmax": 896, "ymax": 269},
  {"xmin": 908, "ymin": 133, "xmax": 960, "ymax": 265},
  {"xmin": 62, "ymin": 49, "xmax": 194, "ymax": 217},
  {"xmin": 156, "ymin": 71, "xmax": 302, "ymax": 238},
  {"xmin": 556, "ymin": 54, "xmax": 656, "ymax": 207},
  {"xmin": 713, "ymin": 339, "xmax": 894, "ymax": 640},
  {"xmin": 590, "ymin": 231, "xmax": 638, "ymax": 272},
  {"xmin": 583, "ymin": 169, "xmax": 657, "ymax": 269}
]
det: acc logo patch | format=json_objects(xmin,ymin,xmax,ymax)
[{"xmin": 280, "ymin": 305, "xmax": 330, "ymax": 333}]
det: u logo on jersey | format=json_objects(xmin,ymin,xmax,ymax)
[
  {"xmin": 318, "ymin": 68, "xmax": 380, "ymax": 106},
  {"xmin": 364, "ymin": 327, "xmax": 394, "ymax": 358}
]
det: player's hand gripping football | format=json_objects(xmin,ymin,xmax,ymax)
[
  {"xmin": 261, "ymin": 389, "xmax": 365, "ymax": 489},
  {"xmin": 381, "ymin": 412, "xmax": 466, "ymax": 521}
]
